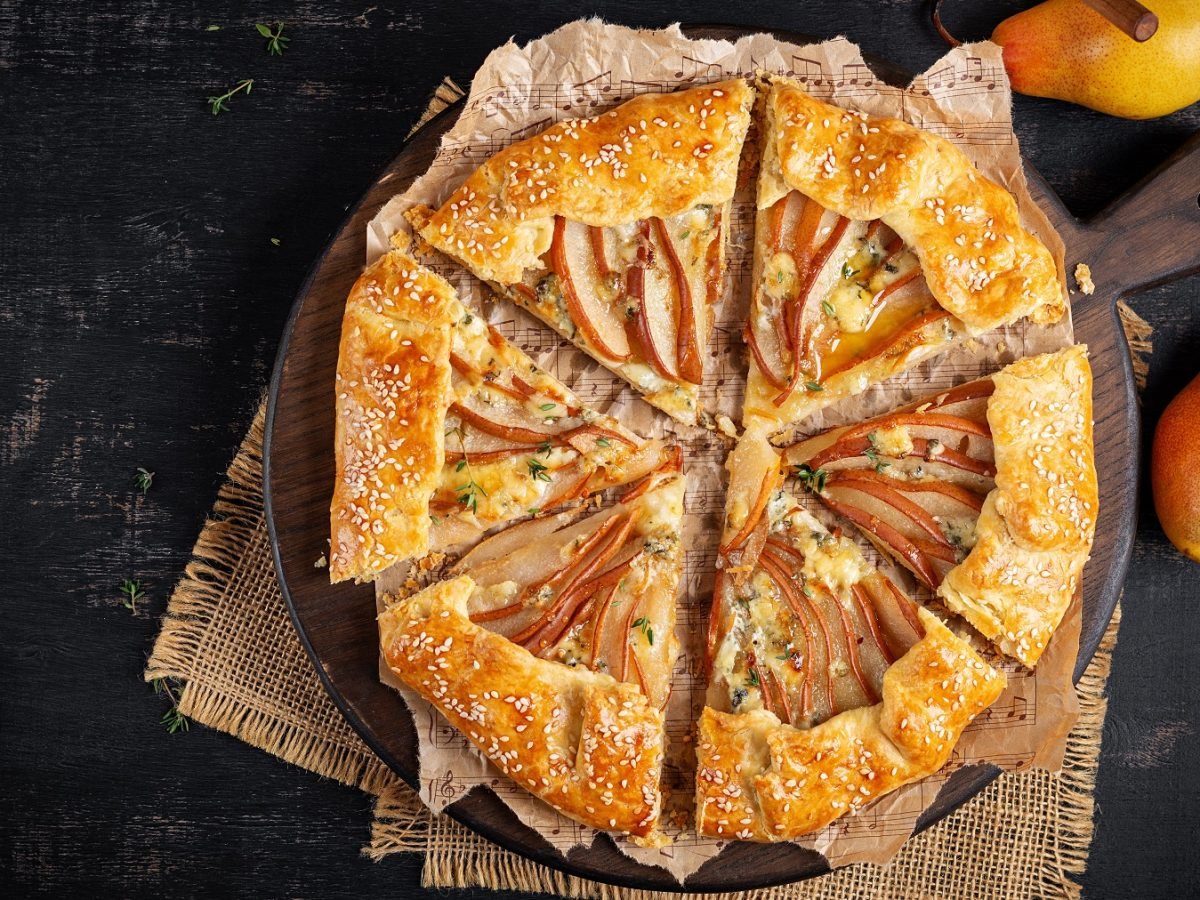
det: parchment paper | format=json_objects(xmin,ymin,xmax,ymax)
[{"xmin": 367, "ymin": 21, "xmax": 1081, "ymax": 882}]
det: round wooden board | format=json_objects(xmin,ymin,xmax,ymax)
[{"xmin": 264, "ymin": 26, "xmax": 1149, "ymax": 893}]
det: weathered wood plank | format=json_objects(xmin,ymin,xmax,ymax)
[{"xmin": 1, "ymin": 1, "xmax": 1198, "ymax": 896}]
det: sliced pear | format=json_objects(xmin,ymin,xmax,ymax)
[
  {"xmin": 653, "ymin": 217, "xmax": 704, "ymax": 385},
  {"xmin": 639, "ymin": 221, "xmax": 683, "ymax": 381},
  {"xmin": 551, "ymin": 217, "xmax": 631, "ymax": 361}
]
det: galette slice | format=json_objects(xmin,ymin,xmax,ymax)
[
  {"xmin": 708, "ymin": 430, "xmax": 930, "ymax": 729},
  {"xmin": 331, "ymin": 249, "xmax": 667, "ymax": 583},
  {"xmin": 379, "ymin": 574, "xmax": 666, "ymax": 843},
  {"xmin": 450, "ymin": 459, "xmax": 685, "ymax": 709},
  {"xmin": 409, "ymin": 79, "xmax": 755, "ymax": 426},
  {"xmin": 697, "ymin": 428, "xmax": 1004, "ymax": 840},
  {"xmin": 742, "ymin": 73, "xmax": 1064, "ymax": 430},
  {"xmin": 782, "ymin": 345, "xmax": 1097, "ymax": 668},
  {"xmin": 695, "ymin": 606, "xmax": 1004, "ymax": 841}
]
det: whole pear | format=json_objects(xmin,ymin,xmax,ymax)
[
  {"xmin": 1152, "ymin": 371, "xmax": 1200, "ymax": 563},
  {"xmin": 993, "ymin": 0, "xmax": 1200, "ymax": 119}
]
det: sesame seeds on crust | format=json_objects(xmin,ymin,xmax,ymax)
[
  {"xmin": 694, "ymin": 609, "xmax": 1005, "ymax": 841},
  {"xmin": 379, "ymin": 576, "xmax": 666, "ymax": 840},
  {"xmin": 329, "ymin": 251, "xmax": 458, "ymax": 583},
  {"xmin": 417, "ymin": 79, "xmax": 754, "ymax": 286},
  {"xmin": 766, "ymin": 75, "xmax": 1063, "ymax": 335},
  {"xmin": 938, "ymin": 346, "xmax": 1097, "ymax": 667}
]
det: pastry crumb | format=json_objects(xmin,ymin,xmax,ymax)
[
  {"xmin": 314, "ymin": 554, "xmax": 328, "ymax": 569},
  {"xmin": 1073, "ymin": 262, "xmax": 1095, "ymax": 295}
]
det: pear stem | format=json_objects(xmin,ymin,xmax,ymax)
[
  {"xmin": 931, "ymin": 0, "xmax": 1157, "ymax": 50},
  {"xmin": 1080, "ymin": 0, "xmax": 1159, "ymax": 42}
]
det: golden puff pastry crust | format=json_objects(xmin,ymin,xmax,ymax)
[
  {"xmin": 416, "ymin": 80, "xmax": 754, "ymax": 286},
  {"xmin": 379, "ymin": 575, "xmax": 666, "ymax": 842},
  {"xmin": 329, "ymin": 250, "xmax": 458, "ymax": 583},
  {"xmin": 695, "ymin": 608, "xmax": 1005, "ymax": 841},
  {"xmin": 938, "ymin": 345, "xmax": 1097, "ymax": 668},
  {"xmin": 762, "ymin": 75, "xmax": 1063, "ymax": 335}
]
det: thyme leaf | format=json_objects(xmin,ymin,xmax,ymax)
[
  {"xmin": 119, "ymin": 579, "xmax": 145, "ymax": 614},
  {"xmin": 793, "ymin": 463, "xmax": 828, "ymax": 494},
  {"xmin": 630, "ymin": 616, "xmax": 654, "ymax": 646},
  {"xmin": 255, "ymin": 22, "xmax": 290, "ymax": 55},
  {"xmin": 134, "ymin": 467, "xmax": 154, "ymax": 494},
  {"xmin": 152, "ymin": 678, "xmax": 190, "ymax": 734}
]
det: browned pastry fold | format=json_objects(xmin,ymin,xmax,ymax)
[
  {"xmin": 329, "ymin": 250, "xmax": 457, "ymax": 582},
  {"xmin": 695, "ymin": 608, "xmax": 1005, "ymax": 841},
  {"xmin": 937, "ymin": 345, "xmax": 1096, "ymax": 666},
  {"xmin": 380, "ymin": 575, "xmax": 666, "ymax": 842},
  {"xmin": 416, "ymin": 80, "xmax": 754, "ymax": 286},
  {"xmin": 762, "ymin": 75, "xmax": 1064, "ymax": 334}
]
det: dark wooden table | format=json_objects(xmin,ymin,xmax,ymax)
[{"xmin": 2, "ymin": 2, "xmax": 1197, "ymax": 897}]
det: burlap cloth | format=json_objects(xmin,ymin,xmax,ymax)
[{"xmin": 145, "ymin": 79, "xmax": 1153, "ymax": 899}]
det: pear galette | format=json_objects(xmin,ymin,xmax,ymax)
[
  {"xmin": 330, "ymin": 248, "xmax": 668, "ymax": 583},
  {"xmin": 329, "ymin": 77, "xmax": 1093, "ymax": 846}
]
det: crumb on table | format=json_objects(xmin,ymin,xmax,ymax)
[{"xmin": 1074, "ymin": 262, "xmax": 1095, "ymax": 296}]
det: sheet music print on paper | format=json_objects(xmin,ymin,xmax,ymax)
[{"xmin": 368, "ymin": 22, "xmax": 1079, "ymax": 882}]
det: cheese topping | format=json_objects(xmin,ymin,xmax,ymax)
[{"xmin": 868, "ymin": 424, "xmax": 915, "ymax": 459}]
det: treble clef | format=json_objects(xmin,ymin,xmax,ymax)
[{"xmin": 436, "ymin": 770, "xmax": 456, "ymax": 801}]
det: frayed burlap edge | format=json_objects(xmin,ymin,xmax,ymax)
[
  {"xmin": 1117, "ymin": 300, "xmax": 1153, "ymax": 392},
  {"xmin": 144, "ymin": 399, "xmax": 398, "ymax": 796}
]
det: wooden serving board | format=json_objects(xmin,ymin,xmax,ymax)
[{"xmin": 263, "ymin": 26, "xmax": 1200, "ymax": 893}]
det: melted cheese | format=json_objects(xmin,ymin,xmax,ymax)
[
  {"xmin": 936, "ymin": 514, "xmax": 978, "ymax": 553},
  {"xmin": 778, "ymin": 506, "xmax": 872, "ymax": 600},
  {"xmin": 827, "ymin": 280, "xmax": 874, "ymax": 333},
  {"xmin": 869, "ymin": 424, "xmax": 915, "ymax": 459},
  {"xmin": 762, "ymin": 251, "xmax": 799, "ymax": 302},
  {"xmin": 635, "ymin": 473, "xmax": 686, "ymax": 534}
]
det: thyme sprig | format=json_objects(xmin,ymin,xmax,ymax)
[
  {"xmin": 206, "ymin": 78, "xmax": 253, "ymax": 115},
  {"xmin": 152, "ymin": 678, "xmax": 190, "ymax": 734},
  {"xmin": 120, "ymin": 579, "xmax": 146, "ymax": 614},
  {"xmin": 631, "ymin": 616, "xmax": 654, "ymax": 646},
  {"xmin": 864, "ymin": 432, "xmax": 892, "ymax": 472},
  {"xmin": 793, "ymin": 464, "xmax": 828, "ymax": 493},
  {"xmin": 527, "ymin": 457, "xmax": 552, "ymax": 482},
  {"xmin": 134, "ymin": 467, "xmax": 154, "ymax": 494},
  {"xmin": 864, "ymin": 447, "xmax": 892, "ymax": 472},
  {"xmin": 448, "ymin": 426, "xmax": 488, "ymax": 514},
  {"xmin": 255, "ymin": 22, "xmax": 290, "ymax": 55}
]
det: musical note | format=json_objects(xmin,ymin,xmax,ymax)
[
  {"xmin": 569, "ymin": 71, "xmax": 614, "ymax": 109},
  {"xmin": 435, "ymin": 770, "xmax": 457, "ymax": 801},
  {"xmin": 618, "ymin": 77, "xmax": 676, "ymax": 98},
  {"xmin": 676, "ymin": 54, "xmax": 728, "ymax": 83},
  {"xmin": 921, "ymin": 64, "xmax": 955, "ymax": 94},
  {"xmin": 788, "ymin": 55, "xmax": 826, "ymax": 89},
  {"xmin": 838, "ymin": 62, "xmax": 875, "ymax": 91}
]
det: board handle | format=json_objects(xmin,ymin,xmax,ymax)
[{"xmin": 1071, "ymin": 132, "xmax": 1200, "ymax": 304}]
